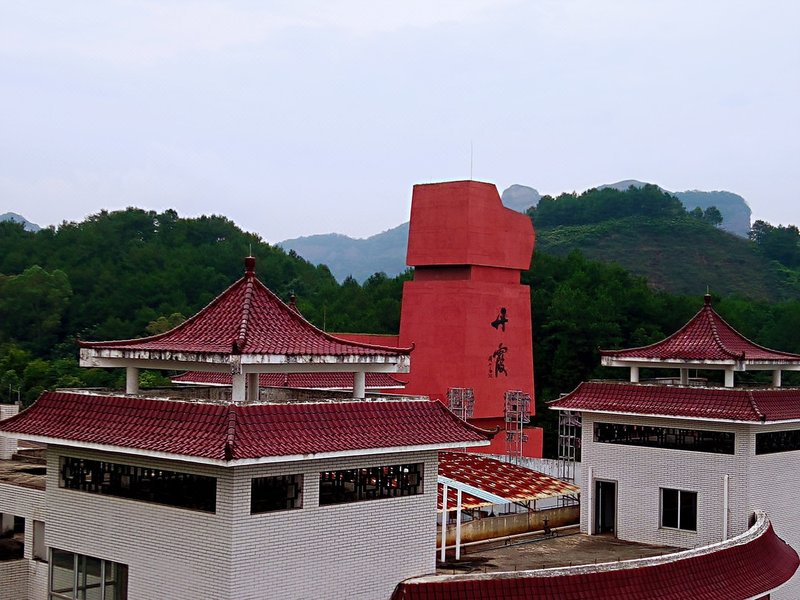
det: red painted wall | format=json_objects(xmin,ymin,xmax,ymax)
[{"xmin": 398, "ymin": 181, "xmax": 542, "ymax": 457}]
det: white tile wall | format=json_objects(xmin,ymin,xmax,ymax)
[{"xmin": 43, "ymin": 445, "xmax": 438, "ymax": 600}]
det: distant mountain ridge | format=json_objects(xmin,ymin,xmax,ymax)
[
  {"xmin": 279, "ymin": 181, "xmax": 754, "ymax": 283},
  {"xmin": 0, "ymin": 212, "xmax": 40, "ymax": 232},
  {"xmin": 598, "ymin": 180, "xmax": 751, "ymax": 237}
]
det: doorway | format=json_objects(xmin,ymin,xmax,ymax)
[{"xmin": 594, "ymin": 480, "xmax": 617, "ymax": 535}]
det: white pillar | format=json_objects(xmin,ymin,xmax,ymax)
[
  {"xmin": 232, "ymin": 373, "xmax": 246, "ymax": 403},
  {"xmin": 587, "ymin": 467, "xmax": 594, "ymax": 535},
  {"xmin": 724, "ymin": 369, "xmax": 734, "ymax": 388},
  {"xmin": 773, "ymin": 370, "xmax": 782, "ymax": 388},
  {"xmin": 455, "ymin": 489, "xmax": 463, "ymax": 561},
  {"xmin": 722, "ymin": 474, "xmax": 729, "ymax": 541},
  {"xmin": 125, "ymin": 367, "xmax": 139, "ymax": 395},
  {"xmin": 354, "ymin": 372, "xmax": 366, "ymax": 399},
  {"xmin": 247, "ymin": 373, "xmax": 259, "ymax": 402},
  {"xmin": 680, "ymin": 368, "xmax": 689, "ymax": 385},
  {"xmin": 440, "ymin": 483, "xmax": 448, "ymax": 562},
  {"xmin": 630, "ymin": 366, "xmax": 639, "ymax": 383}
]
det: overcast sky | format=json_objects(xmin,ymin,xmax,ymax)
[{"xmin": 1, "ymin": 1, "xmax": 798, "ymax": 242}]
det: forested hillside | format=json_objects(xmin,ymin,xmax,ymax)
[
  {"xmin": 530, "ymin": 185, "xmax": 800, "ymax": 302},
  {"xmin": 3, "ymin": 202, "xmax": 800, "ymax": 456}
]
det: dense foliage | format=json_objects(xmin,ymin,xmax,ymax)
[{"xmin": 3, "ymin": 193, "xmax": 800, "ymax": 457}]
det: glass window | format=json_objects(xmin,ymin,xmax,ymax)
[
  {"xmin": 319, "ymin": 463, "xmax": 423, "ymax": 506},
  {"xmin": 595, "ymin": 422, "xmax": 734, "ymax": 454},
  {"xmin": 251, "ymin": 475, "xmax": 303, "ymax": 514},
  {"xmin": 660, "ymin": 488, "xmax": 697, "ymax": 531},
  {"xmin": 756, "ymin": 430, "xmax": 800, "ymax": 454},
  {"xmin": 59, "ymin": 456, "xmax": 216, "ymax": 513},
  {"xmin": 49, "ymin": 549, "xmax": 127, "ymax": 600}
]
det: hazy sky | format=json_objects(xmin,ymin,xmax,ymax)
[{"xmin": 1, "ymin": 1, "xmax": 798, "ymax": 242}]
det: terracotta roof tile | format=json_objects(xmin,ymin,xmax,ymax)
[
  {"xmin": 549, "ymin": 381, "xmax": 800, "ymax": 422},
  {"xmin": 171, "ymin": 371, "xmax": 405, "ymax": 389},
  {"xmin": 80, "ymin": 257, "xmax": 409, "ymax": 359},
  {"xmin": 602, "ymin": 295, "xmax": 800, "ymax": 364},
  {"xmin": 0, "ymin": 391, "xmax": 490, "ymax": 461},
  {"xmin": 437, "ymin": 452, "xmax": 578, "ymax": 510},
  {"xmin": 392, "ymin": 519, "xmax": 798, "ymax": 599}
]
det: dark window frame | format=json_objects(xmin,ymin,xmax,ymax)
[
  {"xmin": 319, "ymin": 463, "xmax": 423, "ymax": 506},
  {"xmin": 250, "ymin": 474, "xmax": 303, "ymax": 514},
  {"xmin": 595, "ymin": 422, "xmax": 735, "ymax": 454},
  {"xmin": 756, "ymin": 429, "xmax": 800, "ymax": 455},
  {"xmin": 49, "ymin": 548, "xmax": 128, "ymax": 600},
  {"xmin": 59, "ymin": 456, "xmax": 216, "ymax": 513},
  {"xmin": 660, "ymin": 488, "xmax": 697, "ymax": 532}
]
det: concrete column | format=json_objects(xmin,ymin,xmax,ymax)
[
  {"xmin": 455, "ymin": 489, "xmax": 463, "ymax": 560},
  {"xmin": 0, "ymin": 405, "xmax": 19, "ymax": 460},
  {"xmin": 440, "ymin": 483, "xmax": 448, "ymax": 562},
  {"xmin": 354, "ymin": 372, "xmax": 366, "ymax": 399},
  {"xmin": 247, "ymin": 373, "xmax": 259, "ymax": 402},
  {"xmin": 232, "ymin": 373, "xmax": 246, "ymax": 403},
  {"xmin": 773, "ymin": 370, "xmax": 782, "ymax": 388},
  {"xmin": 680, "ymin": 368, "xmax": 689, "ymax": 385},
  {"xmin": 629, "ymin": 366, "xmax": 639, "ymax": 383},
  {"xmin": 587, "ymin": 467, "xmax": 594, "ymax": 535},
  {"xmin": 0, "ymin": 513, "xmax": 13, "ymax": 535},
  {"xmin": 724, "ymin": 369, "xmax": 734, "ymax": 388},
  {"xmin": 125, "ymin": 367, "xmax": 139, "ymax": 395}
]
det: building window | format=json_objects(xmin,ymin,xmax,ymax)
[
  {"xmin": 595, "ymin": 422, "xmax": 734, "ymax": 454},
  {"xmin": 319, "ymin": 463, "xmax": 423, "ymax": 506},
  {"xmin": 59, "ymin": 456, "xmax": 216, "ymax": 513},
  {"xmin": 49, "ymin": 549, "xmax": 128, "ymax": 600},
  {"xmin": 251, "ymin": 475, "xmax": 303, "ymax": 513},
  {"xmin": 33, "ymin": 520, "xmax": 47, "ymax": 561},
  {"xmin": 660, "ymin": 488, "xmax": 697, "ymax": 531},
  {"xmin": 756, "ymin": 430, "xmax": 800, "ymax": 455}
]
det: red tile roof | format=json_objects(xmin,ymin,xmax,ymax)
[
  {"xmin": 549, "ymin": 381, "xmax": 800, "ymax": 422},
  {"xmin": 80, "ymin": 256, "xmax": 410, "ymax": 359},
  {"xmin": 171, "ymin": 371, "xmax": 406, "ymax": 389},
  {"xmin": 0, "ymin": 391, "xmax": 492, "ymax": 462},
  {"xmin": 602, "ymin": 294, "xmax": 800, "ymax": 364},
  {"xmin": 392, "ymin": 515, "xmax": 799, "ymax": 600},
  {"xmin": 437, "ymin": 452, "xmax": 578, "ymax": 510}
]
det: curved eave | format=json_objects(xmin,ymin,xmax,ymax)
[
  {"xmin": 80, "ymin": 347, "xmax": 411, "ymax": 373},
  {"xmin": 602, "ymin": 356, "xmax": 800, "ymax": 370},
  {"xmin": 392, "ymin": 512, "xmax": 798, "ymax": 600},
  {"xmin": 9, "ymin": 435, "xmax": 489, "ymax": 467}
]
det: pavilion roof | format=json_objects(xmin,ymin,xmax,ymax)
[
  {"xmin": 171, "ymin": 371, "xmax": 406, "ymax": 389},
  {"xmin": 0, "ymin": 391, "xmax": 491, "ymax": 465},
  {"xmin": 601, "ymin": 295, "xmax": 800, "ymax": 365},
  {"xmin": 549, "ymin": 380, "xmax": 800, "ymax": 423},
  {"xmin": 392, "ymin": 513, "xmax": 798, "ymax": 600},
  {"xmin": 437, "ymin": 452, "xmax": 578, "ymax": 511},
  {"xmin": 79, "ymin": 256, "xmax": 410, "ymax": 364}
]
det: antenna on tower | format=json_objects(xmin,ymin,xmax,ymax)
[{"xmin": 470, "ymin": 140, "xmax": 474, "ymax": 180}]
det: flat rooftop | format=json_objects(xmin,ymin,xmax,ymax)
[
  {"xmin": 0, "ymin": 443, "xmax": 46, "ymax": 491},
  {"xmin": 438, "ymin": 528, "xmax": 678, "ymax": 575}
]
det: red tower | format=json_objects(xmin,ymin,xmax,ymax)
[{"xmin": 397, "ymin": 181, "xmax": 543, "ymax": 457}]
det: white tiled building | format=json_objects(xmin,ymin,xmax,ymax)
[
  {"xmin": 551, "ymin": 295, "xmax": 800, "ymax": 600},
  {"xmin": 0, "ymin": 257, "xmax": 491, "ymax": 600}
]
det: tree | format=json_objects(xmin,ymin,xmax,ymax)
[{"xmin": 702, "ymin": 206, "xmax": 723, "ymax": 227}]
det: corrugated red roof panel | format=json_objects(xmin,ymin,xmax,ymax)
[
  {"xmin": 171, "ymin": 371, "xmax": 406, "ymax": 389},
  {"xmin": 80, "ymin": 257, "xmax": 409, "ymax": 359},
  {"xmin": 549, "ymin": 381, "xmax": 800, "ymax": 422},
  {"xmin": 437, "ymin": 452, "xmax": 578, "ymax": 510},
  {"xmin": 0, "ymin": 391, "xmax": 491, "ymax": 461},
  {"xmin": 392, "ymin": 519, "xmax": 799, "ymax": 599},
  {"xmin": 602, "ymin": 295, "xmax": 800, "ymax": 363}
]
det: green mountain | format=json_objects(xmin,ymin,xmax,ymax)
[
  {"xmin": 530, "ymin": 185, "xmax": 793, "ymax": 302},
  {"xmin": 598, "ymin": 180, "xmax": 751, "ymax": 237}
]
